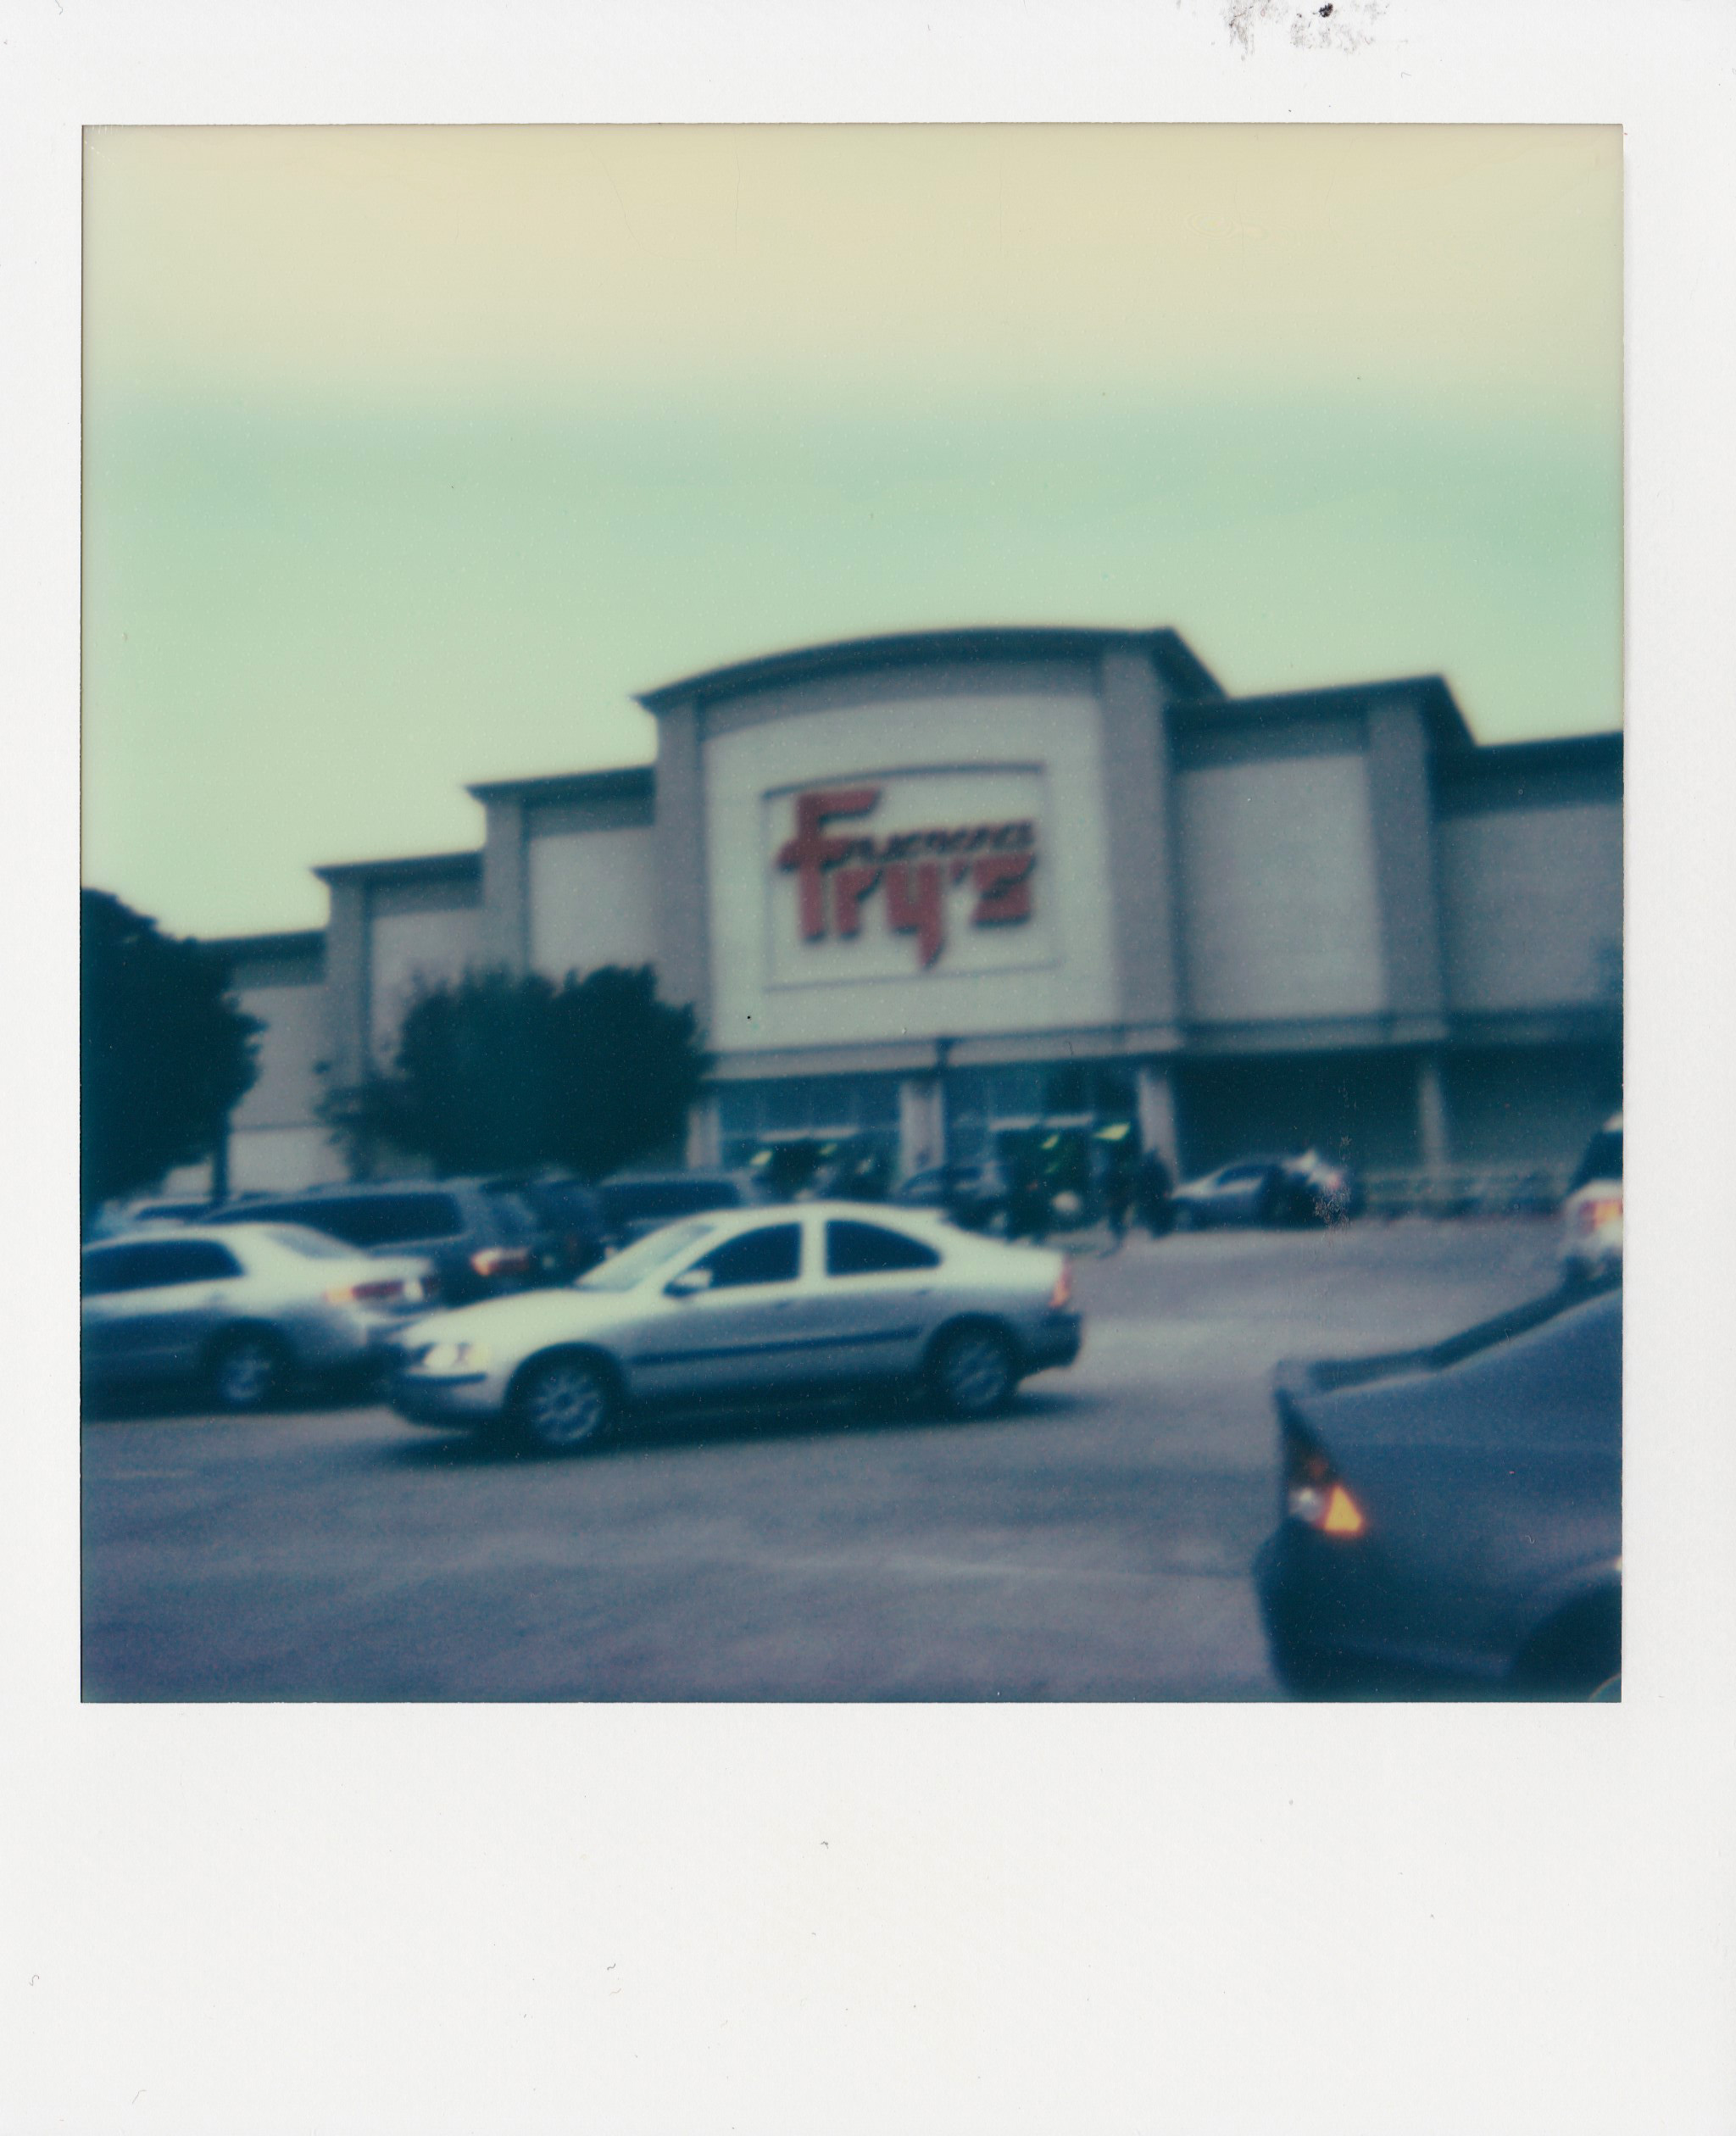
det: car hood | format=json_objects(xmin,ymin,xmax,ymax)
[{"xmin": 397, "ymin": 1285, "xmax": 641, "ymax": 1349}]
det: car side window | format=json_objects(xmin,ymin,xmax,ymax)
[
  {"xmin": 82, "ymin": 1246, "xmax": 145, "ymax": 1296},
  {"xmin": 129, "ymin": 1241, "xmax": 245, "ymax": 1287},
  {"xmin": 826, "ymin": 1221, "xmax": 942, "ymax": 1277},
  {"xmin": 693, "ymin": 1223, "xmax": 802, "ymax": 1289}
]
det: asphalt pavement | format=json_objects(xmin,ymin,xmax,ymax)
[{"xmin": 81, "ymin": 1216, "xmax": 1566, "ymax": 1702}]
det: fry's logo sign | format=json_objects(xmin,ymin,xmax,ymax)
[{"xmin": 775, "ymin": 786, "xmax": 1038, "ymax": 971}]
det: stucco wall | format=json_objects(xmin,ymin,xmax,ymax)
[
  {"xmin": 527, "ymin": 824, "xmax": 658, "ymax": 978},
  {"xmin": 1176, "ymin": 752, "xmax": 1385, "ymax": 1023},
  {"xmin": 232, "ymin": 976, "xmax": 328, "ymax": 1132},
  {"xmin": 368, "ymin": 904, "xmax": 482, "ymax": 1061},
  {"xmin": 1438, "ymin": 803, "xmax": 1622, "ymax": 1011},
  {"xmin": 228, "ymin": 1124, "xmax": 345, "ymax": 1191}
]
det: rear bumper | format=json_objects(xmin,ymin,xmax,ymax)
[
  {"xmin": 1255, "ymin": 1526, "xmax": 1507, "ymax": 1692},
  {"xmin": 1022, "ymin": 1311, "xmax": 1083, "ymax": 1372}
]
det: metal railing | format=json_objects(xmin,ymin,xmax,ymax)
[{"xmin": 1359, "ymin": 1165, "xmax": 1566, "ymax": 1220}]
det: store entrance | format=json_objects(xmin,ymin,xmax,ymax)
[{"xmin": 946, "ymin": 1063, "xmax": 1140, "ymax": 1232}]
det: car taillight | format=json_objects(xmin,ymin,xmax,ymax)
[
  {"xmin": 1281, "ymin": 1417, "xmax": 1367, "ymax": 1537},
  {"xmin": 325, "ymin": 1277, "xmax": 407, "ymax": 1305},
  {"xmin": 470, "ymin": 1245, "xmax": 537, "ymax": 1278},
  {"xmin": 1577, "ymin": 1194, "xmax": 1622, "ymax": 1235},
  {"xmin": 1048, "ymin": 1260, "xmax": 1074, "ymax": 1311}
]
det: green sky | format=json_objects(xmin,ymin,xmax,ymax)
[{"xmin": 82, "ymin": 125, "xmax": 1622, "ymax": 938}]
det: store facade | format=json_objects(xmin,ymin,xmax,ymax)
[{"xmin": 209, "ymin": 626, "xmax": 1623, "ymax": 1198}]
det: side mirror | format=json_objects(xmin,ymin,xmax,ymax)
[{"xmin": 665, "ymin": 1265, "xmax": 713, "ymax": 1297}]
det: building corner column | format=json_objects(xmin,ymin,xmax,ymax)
[
  {"xmin": 1135, "ymin": 1062, "xmax": 1181, "ymax": 1175},
  {"xmin": 320, "ymin": 876, "xmax": 372, "ymax": 1091},
  {"xmin": 1366, "ymin": 698, "xmax": 1447, "ymax": 1026},
  {"xmin": 685, "ymin": 1094, "xmax": 721, "ymax": 1169},
  {"xmin": 1416, "ymin": 1051, "xmax": 1450, "ymax": 1176},
  {"xmin": 650, "ymin": 698, "xmax": 711, "ymax": 1030},
  {"xmin": 899, "ymin": 1074, "xmax": 945, "ymax": 1180},
  {"xmin": 1096, "ymin": 644, "xmax": 1183, "ymax": 1037},
  {"xmin": 479, "ymin": 797, "xmax": 530, "ymax": 974}
]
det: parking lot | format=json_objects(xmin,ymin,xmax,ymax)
[{"xmin": 82, "ymin": 1216, "xmax": 1566, "ymax": 1702}]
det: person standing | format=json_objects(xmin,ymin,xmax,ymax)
[
  {"xmin": 1104, "ymin": 1150, "xmax": 1133, "ymax": 1249},
  {"xmin": 1135, "ymin": 1149, "xmax": 1174, "ymax": 1236}
]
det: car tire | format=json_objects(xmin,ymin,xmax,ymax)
[
  {"xmin": 510, "ymin": 1352, "xmax": 618, "ymax": 1455},
  {"xmin": 926, "ymin": 1324, "xmax": 1017, "ymax": 1420},
  {"xmin": 206, "ymin": 1327, "xmax": 292, "ymax": 1413}
]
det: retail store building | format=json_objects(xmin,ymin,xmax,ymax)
[{"xmin": 208, "ymin": 626, "xmax": 1623, "ymax": 1197}]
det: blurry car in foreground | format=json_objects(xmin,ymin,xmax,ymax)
[
  {"xmin": 204, "ymin": 1179, "xmax": 555, "ymax": 1304},
  {"xmin": 1255, "ymin": 1288, "xmax": 1621, "ymax": 1699},
  {"xmin": 1170, "ymin": 1153, "xmax": 1358, "ymax": 1231},
  {"xmin": 892, "ymin": 1162, "xmax": 1011, "ymax": 1232},
  {"xmin": 387, "ymin": 1201, "xmax": 1082, "ymax": 1453},
  {"xmin": 595, "ymin": 1168, "xmax": 776, "ymax": 1247},
  {"xmin": 81, "ymin": 1223, "xmax": 437, "ymax": 1410},
  {"xmin": 1561, "ymin": 1114, "xmax": 1622, "ymax": 1286}
]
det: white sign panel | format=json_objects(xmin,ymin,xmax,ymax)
[{"xmin": 761, "ymin": 766, "xmax": 1054, "ymax": 989}]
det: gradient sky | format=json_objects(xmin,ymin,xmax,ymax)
[{"xmin": 82, "ymin": 124, "xmax": 1622, "ymax": 939}]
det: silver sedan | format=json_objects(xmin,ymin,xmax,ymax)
[
  {"xmin": 81, "ymin": 1223, "xmax": 438, "ymax": 1410},
  {"xmin": 386, "ymin": 1200, "xmax": 1083, "ymax": 1453}
]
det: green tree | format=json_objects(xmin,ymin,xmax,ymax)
[
  {"xmin": 325, "ymin": 965, "xmax": 709, "ymax": 1182},
  {"xmin": 81, "ymin": 889, "xmax": 261, "ymax": 1223}
]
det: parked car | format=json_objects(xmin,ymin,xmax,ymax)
[
  {"xmin": 203, "ymin": 1179, "xmax": 557, "ymax": 1306},
  {"xmin": 892, "ymin": 1162, "xmax": 1011, "ymax": 1233},
  {"xmin": 1169, "ymin": 1153, "xmax": 1358, "ymax": 1231},
  {"xmin": 81, "ymin": 1222, "xmax": 438, "ymax": 1410},
  {"xmin": 1285, "ymin": 1149, "xmax": 1363, "ymax": 1223},
  {"xmin": 1255, "ymin": 1287, "xmax": 1621, "ymax": 1699},
  {"xmin": 595, "ymin": 1168, "xmax": 776, "ymax": 1247},
  {"xmin": 386, "ymin": 1200, "xmax": 1082, "ymax": 1453},
  {"xmin": 1561, "ymin": 1113, "xmax": 1622, "ymax": 1286},
  {"xmin": 481, "ymin": 1170, "xmax": 611, "ymax": 1280}
]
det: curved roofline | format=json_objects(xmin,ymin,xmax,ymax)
[{"xmin": 635, "ymin": 626, "xmax": 1224, "ymax": 712}]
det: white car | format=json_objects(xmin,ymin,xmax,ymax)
[
  {"xmin": 1561, "ymin": 1114, "xmax": 1622, "ymax": 1285},
  {"xmin": 81, "ymin": 1223, "xmax": 438, "ymax": 1410},
  {"xmin": 386, "ymin": 1200, "xmax": 1083, "ymax": 1452}
]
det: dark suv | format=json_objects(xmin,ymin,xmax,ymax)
[
  {"xmin": 481, "ymin": 1171, "xmax": 611, "ymax": 1280},
  {"xmin": 595, "ymin": 1169, "xmax": 776, "ymax": 1247},
  {"xmin": 209, "ymin": 1179, "xmax": 556, "ymax": 1305}
]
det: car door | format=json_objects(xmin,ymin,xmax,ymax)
[
  {"xmin": 790, "ymin": 1217, "xmax": 948, "ymax": 1387},
  {"xmin": 626, "ymin": 1220, "xmax": 810, "ymax": 1402},
  {"xmin": 81, "ymin": 1238, "xmax": 248, "ymax": 1380},
  {"xmin": 1213, "ymin": 1164, "xmax": 1275, "ymax": 1223},
  {"xmin": 81, "ymin": 1245, "xmax": 159, "ymax": 1382}
]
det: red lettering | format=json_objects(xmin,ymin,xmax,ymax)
[
  {"xmin": 832, "ymin": 865, "xmax": 882, "ymax": 936},
  {"xmin": 885, "ymin": 859, "xmax": 946, "ymax": 968},
  {"xmin": 776, "ymin": 787, "xmax": 880, "ymax": 940},
  {"xmin": 971, "ymin": 851, "xmax": 1035, "ymax": 926}
]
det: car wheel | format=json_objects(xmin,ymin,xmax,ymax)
[
  {"xmin": 926, "ymin": 1324, "xmax": 1017, "ymax": 1420},
  {"xmin": 511, "ymin": 1353, "xmax": 617, "ymax": 1455},
  {"xmin": 207, "ymin": 1327, "xmax": 291, "ymax": 1412}
]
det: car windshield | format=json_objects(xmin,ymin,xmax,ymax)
[
  {"xmin": 575, "ymin": 1220, "xmax": 716, "ymax": 1292},
  {"xmin": 261, "ymin": 1224, "xmax": 364, "ymax": 1260},
  {"xmin": 1569, "ymin": 1129, "xmax": 1622, "ymax": 1190}
]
